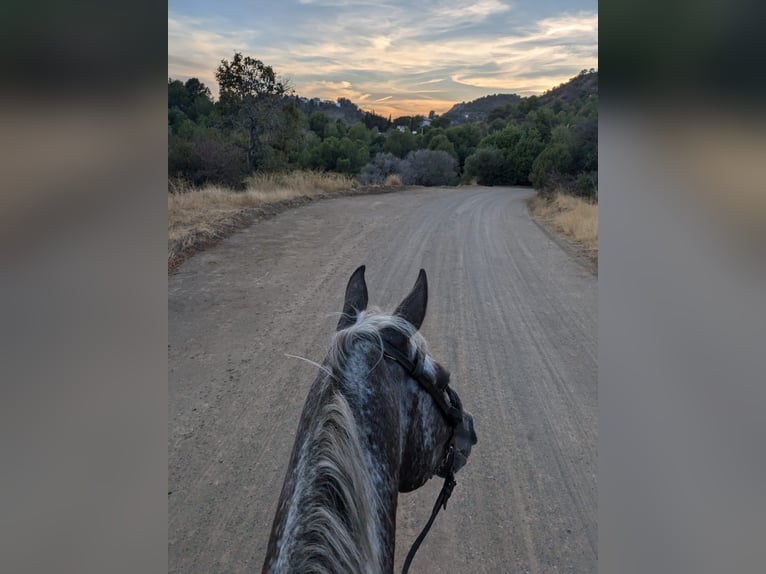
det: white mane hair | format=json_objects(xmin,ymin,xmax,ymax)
[
  {"xmin": 328, "ymin": 308, "xmax": 429, "ymax": 373},
  {"xmin": 278, "ymin": 310, "xmax": 430, "ymax": 573},
  {"xmin": 285, "ymin": 389, "xmax": 381, "ymax": 573}
]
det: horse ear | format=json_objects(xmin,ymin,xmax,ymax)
[
  {"xmin": 337, "ymin": 265, "xmax": 368, "ymax": 330},
  {"xmin": 394, "ymin": 269, "xmax": 428, "ymax": 330}
]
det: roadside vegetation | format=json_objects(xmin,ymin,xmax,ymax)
[
  {"xmin": 528, "ymin": 192, "xmax": 598, "ymax": 263},
  {"xmin": 169, "ymin": 53, "xmax": 596, "ymax": 196},
  {"xmin": 168, "ymin": 172, "xmax": 354, "ymax": 270},
  {"xmin": 168, "ymin": 53, "xmax": 598, "ymax": 268}
]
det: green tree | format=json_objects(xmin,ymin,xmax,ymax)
[
  {"xmin": 511, "ymin": 128, "xmax": 545, "ymax": 184},
  {"xmin": 480, "ymin": 124, "xmax": 522, "ymax": 152},
  {"xmin": 423, "ymin": 127, "xmax": 446, "ymax": 147},
  {"xmin": 168, "ymin": 106, "xmax": 188, "ymax": 134},
  {"xmin": 309, "ymin": 111, "xmax": 330, "ymax": 138},
  {"xmin": 315, "ymin": 136, "xmax": 369, "ymax": 174},
  {"xmin": 168, "ymin": 79, "xmax": 188, "ymax": 111},
  {"xmin": 528, "ymin": 107, "xmax": 555, "ymax": 142},
  {"xmin": 363, "ymin": 110, "xmax": 391, "ymax": 131},
  {"xmin": 215, "ymin": 52, "xmax": 292, "ymax": 171},
  {"xmin": 427, "ymin": 134, "xmax": 457, "ymax": 158},
  {"xmin": 464, "ymin": 148, "xmax": 511, "ymax": 185},
  {"xmin": 297, "ymin": 131, "xmax": 322, "ymax": 170},
  {"xmin": 168, "ymin": 77, "xmax": 214, "ymax": 121},
  {"xmin": 488, "ymin": 118, "xmax": 506, "ymax": 133},
  {"xmin": 446, "ymin": 124, "xmax": 483, "ymax": 170},
  {"xmin": 384, "ymin": 129, "xmax": 417, "ymax": 158},
  {"xmin": 431, "ymin": 115, "xmax": 451, "ymax": 129},
  {"xmin": 347, "ymin": 122, "xmax": 371, "ymax": 144},
  {"xmin": 530, "ymin": 143, "xmax": 573, "ymax": 192}
]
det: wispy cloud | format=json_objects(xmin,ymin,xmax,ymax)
[
  {"xmin": 436, "ymin": 0, "xmax": 512, "ymax": 23},
  {"xmin": 167, "ymin": 13, "xmax": 259, "ymax": 89},
  {"xmin": 168, "ymin": 3, "xmax": 597, "ymax": 117}
]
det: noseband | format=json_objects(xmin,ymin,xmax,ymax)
[{"xmin": 382, "ymin": 340, "xmax": 465, "ymax": 574}]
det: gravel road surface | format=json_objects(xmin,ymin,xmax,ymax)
[{"xmin": 169, "ymin": 186, "xmax": 597, "ymax": 573}]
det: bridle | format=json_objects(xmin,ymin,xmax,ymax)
[{"xmin": 382, "ymin": 339, "xmax": 465, "ymax": 574}]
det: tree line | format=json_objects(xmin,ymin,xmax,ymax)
[{"xmin": 169, "ymin": 53, "xmax": 597, "ymax": 199}]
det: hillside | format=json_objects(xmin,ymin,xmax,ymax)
[
  {"xmin": 292, "ymin": 96, "xmax": 365, "ymax": 125},
  {"xmin": 441, "ymin": 70, "xmax": 598, "ymax": 125},
  {"xmin": 539, "ymin": 69, "xmax": 598, "ymax": 105},
  {"xmin": 443, "ymin": 93, "xmax": 522, "ymax": 124}
]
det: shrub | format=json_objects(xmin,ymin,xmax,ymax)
[
  {"xmin": 464, "ymin": 147, "xmax": 511, "ymax": 185},
  {"xmin": 427, "ymin": 134, "xmax": 457, "ymax": 158},
  {"xmin": 384, "ymin": 173, "xmax": 403, "ymax": 186},
  {"xmin": 168, "ymin": 133, "xmax": 248, "ymax": 189},
  {"xmin": 573, "ymin": 171, "xmax": 598, "ymax": 200},
  {"xmin": 357, "ymin": 152, "xmax": 404, "ymax": 185},
  {"xmin": 400, "ymin": 150, "xmax": 458, "ymax": 186},
  {"xmin": 530, "ymin": 143, "xmax": 573, "ymax": 193}
]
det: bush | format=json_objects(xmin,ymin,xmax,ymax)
[
  {"xmin": 357, "ymin": 150, "xmax": 458, "ymax": 186},
  {"xmin": 169, "ymin": 133, "xmax": 248, "ymax": 188},
  {"xmin": 427, "ymin": 134, "xmax": 457, "ymax": 158},
  {"xmin": 357, "ymin": 152, "xmax": 404, "ymax": 185},
  {"xmin": 464, "ymin": 148, "xmax": 511, "ymax": 185},
  {"xmin": 573, "ymin": 171, "xmax": 598, "ymax": 199},
  {"xmin": 530, "ymin": 143, "xmax": 573, "ymax": 193},
  {"xmin": 383, "ymin": 129, "xmax": 418, "ymax": 158},
  {"xmin": 400, "ymin": 150, "xmax": 458, "ymax": 186},
  {"xmin": 384, "ymin": 173, "xmax": 403, "ymax": 186},
  {"xmin": 313, "ymin": 136, "xmax": 369, "ymax": 174}
]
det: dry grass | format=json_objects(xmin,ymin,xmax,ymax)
[
  {"xmin": 529, "ymin": 191, "xmax": 598, "ymax": 261},
  {"xmin": 243, "ymin": 171, "xmax": 354, "ymax": 194},
  {"xmin": 168, "ymin": 171, "xmax": 355, "ymax": 270},
  {"xmin": 384, "ymin": 173, "xmax": 403, "ymax": 186}
]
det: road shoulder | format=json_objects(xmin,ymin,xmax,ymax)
[{"xmin": 526, "ymin": 197, "xmax": 598, "ymax": 276}]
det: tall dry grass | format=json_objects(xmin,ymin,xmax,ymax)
[
  {"xmin": 529, "ymin": 191, "xmax": 598, "ymax": 261},
  {"xmin": 168, "ymin": 171, "xmax": 355, "ymax": 269}
]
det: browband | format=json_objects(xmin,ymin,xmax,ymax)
[{"xmin": 382, "ymin": 342, "xmax": 463, "ymax": 427}]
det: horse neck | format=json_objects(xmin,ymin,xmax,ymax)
[{"xmin": 264, "ymin": 357, "xmax": 403, "ymax": 574}]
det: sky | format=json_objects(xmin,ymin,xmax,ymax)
[{"xmin": 168, "ymin": 0, "xmax": 598, "ymax": 118}]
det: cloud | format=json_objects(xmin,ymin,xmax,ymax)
[
  {"xmin": 415, "ymin": 78, "xmax": 446, "ymax": 86},
  {"xmin": 167, "ymin": 5, "xmax": 597, "ymax": 115},
  {"xmin": 536, "ymin": 12, "xmax": 598, "ymax": 38},
  {"xmin": 167, "ymin": 13, "xmax": 262, "ymax": 96},
  {"xmin": 435, "ymin": 0, "xmax": 512, "ymax": 23}
]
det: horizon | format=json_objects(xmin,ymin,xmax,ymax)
[{"xmin": 168, "ymin": 1, "xmax": 598, "ymax": 118}]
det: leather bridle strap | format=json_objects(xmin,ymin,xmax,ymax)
[
  {"xmin": 401, "ymin": 474, "xmax": 457, "ymax": 574},
  {"xmin": 381, "ymin": 339, "xmax": 464, "ymax": 574},
  {"xmin": 382, "ymin": 344, "xmax": 463, "ymax": 426}
]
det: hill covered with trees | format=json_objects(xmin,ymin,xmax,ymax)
[
  {"xmin": 169, "ymin": 54, "xmax": 597, "ymax": 199},
  {"xmin": 442, "ymin": 93, "xmax": 523, "ymax": 125}
]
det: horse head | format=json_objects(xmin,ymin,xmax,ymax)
[
  {"xmin": 338, "ymin": 265, "xmax": 477, "ymax": 493},
  {"xmin": 264, "ymin": 265, "xmax": 477, "ymax": 573}
]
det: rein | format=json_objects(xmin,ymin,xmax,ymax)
[{"xmin": 382, "ymin": 341, "xmax": 463, "ymax": 574}]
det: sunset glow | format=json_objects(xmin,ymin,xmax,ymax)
[{"xmin": 168, "ymin": 1, "xmax": 597, "ymax": 117}]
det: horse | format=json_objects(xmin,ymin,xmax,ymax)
[{"xmin": 262, "ymin": 265, "xmax": 477, "ymax": 573}]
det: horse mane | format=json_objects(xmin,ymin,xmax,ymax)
[
  {"xmin": 282, "ymin": 310, "xmax": 428, "ymax": 573},
  {"xmin": 288, "ymin": 388, "xmax": 380, "ymax": 573},
  {"xmin": 328, "ymin": 309, "xmax": 428, "ymax": 372}
]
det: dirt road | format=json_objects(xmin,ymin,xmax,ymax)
[{"xmin": 169, "ymin": 186, "xmax": 597, "ymax": 573}]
